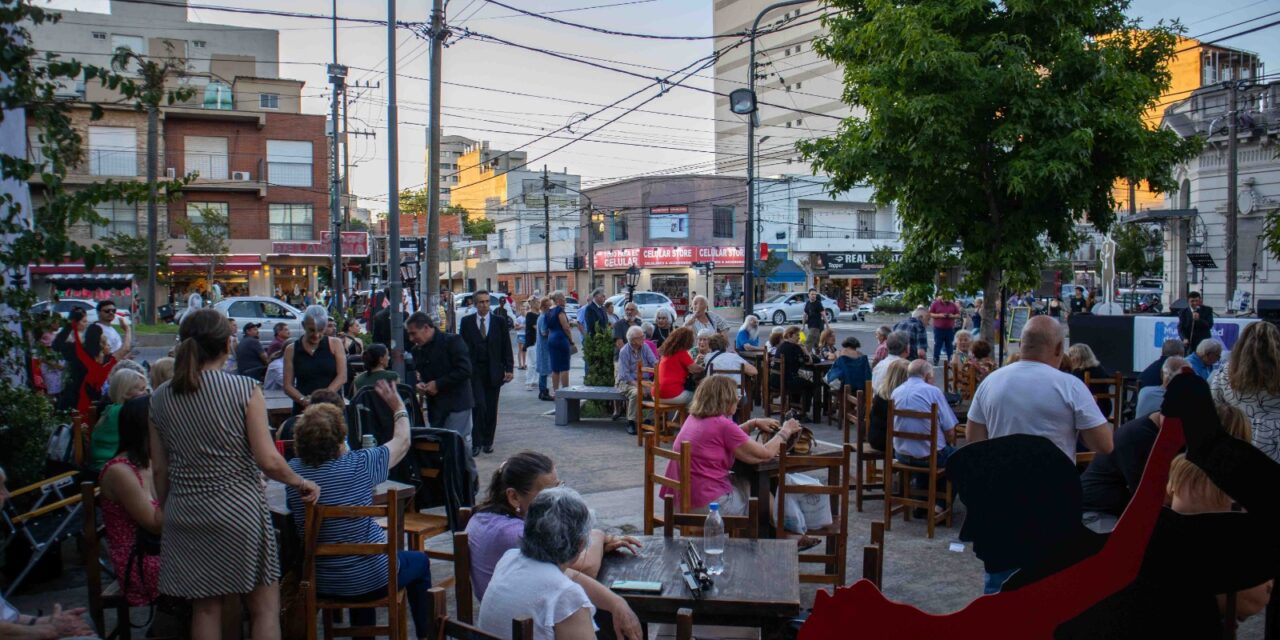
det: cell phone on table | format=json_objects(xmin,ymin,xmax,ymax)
[{"xmin": 610, "ymin": 580, "xmax": 663, "ymax": 594}]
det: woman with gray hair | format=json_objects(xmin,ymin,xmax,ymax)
[
  {"xmin": 478, "ymin": 487, "xmax": 598, "ymax": 640},
  {"xmin": 283, "ymin": 305, "xmax": 347, "ymax": 415},
  {"xmin": 652, "ymin": 308, "xmax": 674, "ymax": 348},
  {"xmin": 871, "ymin": 325, "xmax": 893, "ymax": 367}
]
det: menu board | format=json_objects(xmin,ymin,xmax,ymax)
[{"xmin": 1006, "ymin": 306, "xmax": 1032, "ymax": 344}]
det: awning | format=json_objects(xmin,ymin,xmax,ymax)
[
  {"xmin": 46, "ymin": 273, "xmax": 135, "ymax": 289},
  {"xmin": 30, "ymin": 261, "xmax": 96, "ymax": 275},
  {"xmin": 761, "ymin": 259, "xmax": 807, "ymax": 284},
  {"xmin": 170, "ymin": 254, "xmax": 262, "ymax": 271},
  {"xmin": 1124, "ymin": 208, "xmax": 1197, "ymax": 223}
]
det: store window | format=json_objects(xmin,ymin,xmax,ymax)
[
  {"xmin": 651, "ymin": 274, "xmax": 689, "ymax": 315},
  {"xmin": 713, "ymin": 274, "xmax": 743, "ymax": 308},
  {"xmin": 269, "ymin": 204, "xmax": 313, "ymax": 240},
  {"xmin": 713, "ymin": 205, "xmax": 734, "ymax": 238}
]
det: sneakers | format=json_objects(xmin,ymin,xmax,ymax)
[{"xmin": 626, "ymin": 420, "xmax": 637, "ymax": 435}]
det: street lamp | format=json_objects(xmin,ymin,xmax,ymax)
[
  {"xmin": 734, "ymin": 0, "xmax": 810, "ymax": 319},
  {"xmin": 626, "ymin": 265, "xmax": 640, "ymax": 302}
]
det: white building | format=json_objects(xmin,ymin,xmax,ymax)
[
  {"xmin": 1150, "ymin": 80, "xmax": 1280, "ymax": 312},
  {"xmin": 482, "ymin": 169, "xmax": 582, "ymax": 298}
]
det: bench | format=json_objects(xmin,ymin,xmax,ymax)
[{"xmin": 554, "ymin": 385, "xmax": 628, "ymax": 426}]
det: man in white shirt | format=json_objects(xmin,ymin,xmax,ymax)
[
  {"xmin": 87, "ymin": 300, "xmax": 131, "ymax": 361},
  {"xmin": 704, "ymin": 333, "xmax": 757, "ymax": 388},
  {"xmin": 891, "ymin": 359, "xmax": 959, "ymax": 464},
  {"xmin": 871, "ymin": 330, "xmax": 909, "ymax": 390},
  {"xmin": 966, "ymin": 316, "xmax": 1113, "ymax": 460}
]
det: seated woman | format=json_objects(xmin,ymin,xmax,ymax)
[
  {"xmin": 641, "ymin": 322, "xmax": 659, "ymax": 359},
  {"xmin": 951, "ymin": 331, "xmax": 973, "ymax": 367},
  {"xmin": 827, "ymin": 337, "xmax": 872, "ymax": 393},
  {"xmin": 338, "ymin": 319, "xmax": 364, "ymax": 357},
  {"xmin": 89, "ymin": 366, "xmax": 149, "ymax": 470},
  {"xmin": 965, "ymin": 339, "xmax": 997, "ymax": 383},
  {"xmin": 766, "ymin": 326, "xmax": 785, "ymax": 356},
  {"xmin": 99, "ymin": 395, "xmax": 163, "ymax": 607},
  {"xmin": 867, "ymin": 359, "xmax": 910, "ymax": 452},
  {"xmin": 655, "ymin": 327, "xmax": 702, "ymax": 407},
  {"xmin": 149, "ymin": 356, "xmax": 174, "ymax": 390},
  {"xmin": 736, "ymin": 315, "xmax": 764, "ymax": 352},
  {"xmin": 285, "ymin": 381, "xmax": 434, "ymax": 639},
  {"xmin": 276, "ymin": 389, "xmax": 344, "ymax": 442},
  {"xmin": 812, "ymin": 328, "xmax": 838, "ymax": 362},
  {"xmin": 478, "ymin": 488, "xmax": 617, "ymax": 640},
  {"xmin": 1069, "ymin": 343, "xmax": 1114, "ymax": 418},
  {"xmin": 465, "ymin": 452, "xmax": 641, "ymax": 639},
  {"xmin": 774, "ymin": 326, "xmax": 817, "ymax": 422},
  {"xmin": 353, "ymin": 344, "xmax": 399, "ymax": 390},
  {"xmin": 664, "ymin": 376, "xmax": 830, "ymax": 547}
]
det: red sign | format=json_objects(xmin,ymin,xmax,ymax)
[
  {"xmin": 761, "ymin": 242, "xmax": 769, "ymax": 261},
  {"xmin": 593, "ymin": 246, "xmax": 745, "ymax": 269},
  {"xmin": 272, "ymin": 231, "xmax": 369, "ymax": 257}
]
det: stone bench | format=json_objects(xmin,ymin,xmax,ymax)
[{"xmin": 554, "ymin": 385, "xmax": 628, "ymax": 426}]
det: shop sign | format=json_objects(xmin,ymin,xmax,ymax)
[
  {"xmin": 58, "ymin": 287, "xmax": 131, "ymax": 300},
  {"xmin": 811, "ymin": 251, "xmax": 900, "ymax": 272},
  {"xmin": 272, "ymin": 231, "xmax": 369, "ymax": 257},
  {"xmin": 593, "ymin": 246, "xmax": 745, "ymax": 269}
]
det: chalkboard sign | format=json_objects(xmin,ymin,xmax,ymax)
[{"xmin": 1007, "ymin": 306, "xmax": 1032, "ymax": 343}]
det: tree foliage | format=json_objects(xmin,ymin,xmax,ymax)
[
  {"xmin": 800, "ymin": 0, "xmax": 1200, "ymax": 340},
  {"xmin": 178, "ymin": 205, "xmax": 229, "ymax": 285},
  {"xmin": 1113, "ymin": 222, "xmax": 1162, "ymax": 281},
  {"xmin": 103, "ymin": 231, "xmax": 169, "ymax": 278}
]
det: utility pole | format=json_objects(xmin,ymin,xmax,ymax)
[
  {"xmin": 423, "ymin": 0, "xmax": 445, "ymax": 317},
  {"xmin": 328, "ymin": 0, "xmax": 346, "ymax": 318},
  {"xmin": 1225, "ymin": 80, "xmax": 1240, "ymax": 311},
  {"xmin": 145, "ymin": 102, "xmax": 158, "ymax": 325},
  {"xmin": 386, "ymin": 0, "xmax": 404, "ymax": 379},
  {"xmin": 542, "ymin": 166, "xmax": 551, "ymax": 290}
]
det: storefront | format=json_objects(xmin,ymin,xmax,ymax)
[
  {"xmin": 166, "ymin": 254, "xmax": 265, "ymax": 302},
  {"xmin": 593, "ymin": 245, "xmax": 745, "ymax": 315},
  {"xmin": 810, "ymin": 250, "xmax": 900, "ymax": 308},
  {"xmin": 270, "ymin": 231, "xmax": 369, "ymax": 304},
  {"xmin": 44, "ymin": 273, "xmax": 136, "ymax": 312}
]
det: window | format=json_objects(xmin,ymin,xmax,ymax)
[
  {"xmin": 193, "ymin": 40, "xmax": 207, "ymax": 48},
  {"xmin": 92, "ymin": 32, "xmax": 107, "ymax": 40},
  {"xmin": 109, "ymin": 35, "xmax": 145, "ymax": 74},
  {"xmin": 514, "ymin": 277, "xmax": 523, "ymax": 294},
  {"xmin": 184, "ymin": 136, "xmax": 228, "ymax": 180},
  {"xmin": 90, "ymin": 201, "xmax": 137, "ymax": 238},
  {"xmin": 785, "ymin": 121, "xmax": 791, "ymax": 128},
  {"xmin": 259, "ymin": 93, "xmax": 279, "ymax": 109},
  {"xmin": 795, "ymin": 82, "xmax": 802, "ymax": 90},
  {"xmin": 590, "ymin": 211, "xmax": 605, "ymax": 243},
  {"xmin": 555, "ymin": 276, "xmax": 567, "ymax": 291},
  {"xmin": 27, "ymin": 126, "xmax": 48, "ymax": 171},
  {"xmin": 226, "ymin": 300, "xmax": 259, "ymax": 318},
  {"xmin": 611, "ymin": 212, "xmax": 628, "ymax": 241},
  {"xmin": 528, "ymin": 225, "xmax": 546, "ymax": 244},
  {"xmin": 261, "ymin": 301, "xmax": 295, "ymax": 319},
  {"xmin": 266, "ymin": 140, "xmax": 313, "ymax": 187},
  {"xmin": 534, "ymin": 277, "xmax": 545, "ymax": 294},
  {"xmin": 497, "ymin": 229, "xmax": 506, "ymax": 249},
  {"xmin": 186, "ymin": 202, "xmax": 229, "ymax": 234},
  {"xmin": 88, "ymin": 126, "xmax": 136, "ymax": 176},
  {"xmin": 269, "ymin": 203, "xmax": 313, "ymax": 240},
  {"xmin": 713, "ymin": 205, "xmax": 734, "ymax": 238}
]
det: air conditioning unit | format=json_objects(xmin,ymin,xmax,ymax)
[
  {"xmin": 231, "ymin": 171, "xmax": 252, "ymax": 181},
  {"xmin": 165, "ymin": 167, "xmax": 176, "ymax": 179}
]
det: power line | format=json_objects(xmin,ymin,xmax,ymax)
[
  {"xmin": 103, "ymin": 0, "xmax": 425, "ymax": 27},
  {"xmin": 469, "ymin": 0, "xmax": 658, "ymax": 21},
  {"xmin": 479, "ymin": 0, "xmax": 745, "ymax": 40}
]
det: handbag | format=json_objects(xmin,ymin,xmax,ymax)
[{"xmin": 755, "ymin": 420, "xmax": 816, "ymax": 455}]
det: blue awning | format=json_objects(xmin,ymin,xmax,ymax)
[{"xmin": 762, "ymin": 259, "xmax": 807, "ymax": 284}]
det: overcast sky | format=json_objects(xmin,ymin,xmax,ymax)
[{"xmin": 40, "ymin": 0, "xmax": 1280, "ymax": 214}]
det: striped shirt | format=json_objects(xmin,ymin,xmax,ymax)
[{"xmin": 287, "ymin": 446, "xmax": 391, "ymax": 596}]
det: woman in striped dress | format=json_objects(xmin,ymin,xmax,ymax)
[{"xmin": 150, "ymin": 309, "xmax": 320, "ymax": 640}]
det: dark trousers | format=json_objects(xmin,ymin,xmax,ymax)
[
  {"xmin": 470, "ymin": 376, "xmax": 502, "ymax": 448},
  {"xmin": 933, "ymin": 327, "xmax": 956, "ymax": 364},
  {"xmin": 347, "ymin": 550, "xmax": 432, "ymax": 637}
]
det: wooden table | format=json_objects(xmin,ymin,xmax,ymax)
[
  {"xmin": 735, "ymin": 439, "xmax": 845, "ymax": 538},
  {"xmin": 598, "ymin": 535, "xmax": 800, "ymax": 635},
  {"xmin": 803, "ymin": 360, "xmax": 834, "ymax": 421},
  {"xmin": 263, "ymin": 389, "xmax": 294, "ymax": 427}
]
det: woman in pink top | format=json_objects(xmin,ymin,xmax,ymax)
[
  {"xmin": 664, "ymin": 377, "xmax": 829, "ymax": 546},
  {"xmin": 98, "ymin": 395, "xmax": 163, "ymax": 606}
]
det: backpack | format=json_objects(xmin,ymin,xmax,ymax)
[{"xmin": 46, "ymin": 423, "xmax": 75, "ymax": 465}]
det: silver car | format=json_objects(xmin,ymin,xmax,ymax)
[
  {"xmin": 209, "ymin": 296, "xmax": 307, "ymax": 337},
  {"xmin": 753, "ymin": 292, "xmax": 841, "ymax": 326},
  {"xmin": 605, "ymin": 291, "xmax": 678, "ymax": 324}
]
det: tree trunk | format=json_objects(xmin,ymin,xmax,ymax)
[{"xmin": 981, "ymin": 266, "xmax": 1001, "ymax": 344}]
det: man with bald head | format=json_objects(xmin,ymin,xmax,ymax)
[
  {"xmin": 966, "ymin": 315, "xmax": 1112, "ymax": 460},
  {"xmin": 890, "ymin": 358, "xmax": 960, "ymax": 467}
]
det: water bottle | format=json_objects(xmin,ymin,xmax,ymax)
[
  {"xmin": 704, "ymin": 502, "xmax": 726, "ymax": 576},
  {"xmin": 361, "ymin": 434, "xmax": 377, "ymax": 449}
]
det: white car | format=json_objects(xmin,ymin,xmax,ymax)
[
  {"xmin": 753, "ymin": 292, "xmax": 842, "ymax": 326},
  {"xmin": 605, "ymin": 291, "xmax": 678, "ymax": 324},
  {"xmin": 31, "ymin": 298, "xmax": 130, "ymax": 324},
  {"xmin": 209, "ymin": 296, "xmax": 307, "ymax": 337}
]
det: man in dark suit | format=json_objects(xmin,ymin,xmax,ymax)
[
  {"xmin": 459, "ymin": 290, "xmax": 514, "ymax": 457},
  {"xmin": 407, "ymin": 311, "xmax": 475, "ymax": 450},
  {"xmin": 1178, "ymin": 290, "xmax": 1214, "ymax": 351}
]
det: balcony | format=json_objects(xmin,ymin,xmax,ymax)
[{"xmin": 792, "ymin": 229, "xmax": 902, "ymax": 254}]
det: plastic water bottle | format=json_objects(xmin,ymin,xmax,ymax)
[
  {"xmin": 361, "ymin": 434, "xmax": 377, "ymax": 449},
  {"xmin": 704, "ymin": 502, "xmax": 726, "ymax": 576}
]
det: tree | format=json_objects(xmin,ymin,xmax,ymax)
[
  {"xmin": 799, "ymin": 1, "xmax": 1200, "ymax": 341},
  {"xmin": 103, "ymin": 231, "xmax": 169, "ymax": 279},
  {"xmin": 1113, "ymin": 222, "xmax": 1162, "ymax": 282},
  {"xmin": 755, "ymin": 250, "xmax": 783, "ymax": 280},
  {"xmin": 178, "ymin": 205, "xmax": 229, "ymax": 286},
  {"xmin": 399, "ymin": 187, "xmax": 429, "ymax": 236},
  {"xmin": 453, "ymin": 205, "xmax": 495, "ymax": 238}
]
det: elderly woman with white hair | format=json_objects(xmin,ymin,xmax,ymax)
[
  {"xmin": 478, "ymin": 487, "xmax": 598, "ymax": 640},
  {"xmin": 736, "ymin": 314, "xmax": 764, "ymax": 352},
  {"xmin": 684, "ymin": 294, "xmax": 731, "ymax": 338},
  {"xmin": 283, "ymin": 305, "xmax": 347, "ymax": 415},
  {"xmin": 651, "ymin": 308, "xmax": 675, "ymax": 348}
]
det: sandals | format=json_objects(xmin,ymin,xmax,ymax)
[{"xmin": 798, "ymin": 536, "xmax": 823, "ymax": 551}]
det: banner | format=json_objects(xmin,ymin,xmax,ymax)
[
  {"xmin": 274, "ymin": 231, "xmax": 369, "ymax": 257},
  {"xmin": 1131, "ymin": 315, "xmax": 1259, "ymax": 371},
  {"xmin": 593, "ymin": 245, "xmax": 745, "ymax": 269}
]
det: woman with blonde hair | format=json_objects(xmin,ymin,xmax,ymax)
[
  {"xmin": 88, "ymin": 366, "xmax": 149, "ymax": 470},
  {"xmin": 1068, "ymin": 342, "xmax": 1114, "ymax": 418},
  {"xmin": 1211, "ymin": 320, "xmax": 1280, "ymax": 463},
  {"xmin": 149, "ymin": 356, "xmax": 175, "ymax": 390},
  {"xmin": 813, "ymin": 327, "xmax": 838, "ymax": 361},
  {"xmin": 866, "ymin": 359, "xmax": 910, "ymax": 453}
]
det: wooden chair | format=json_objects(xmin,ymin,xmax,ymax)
[
  {"xmin": 79, "ymin": 482, "xmax": 135, "ymax": 640},
  {"xmin": 448, "ymin": 509, "xmax": 474, "ymax": 624},
  {"xmin": 776, "ymin": 443, "xmax": 853, "ymax": 586},
  {"xmin": 429, "ymin": 588, "xmax": 532, "ymax": 640},
  {"xmin": 303, "ymin": 488, "xmax": 407, "ymax": 640},
  {"xmin": 661, "ymin": 495, "xmax": 760, "ymax": 539},
  {"xmin": 942, "ymin": 360, "xmax": 959, "ymax": 396},
  {"xmin": 849, "ymin": 381, "xmax": 885, "ymax": 512},
  {"xmin": 643, "ymin": 433, "xmax": 690, "ymax": 535},
  {"xmin": 1083, "ymin": 371, "xmax": 1125, "ymax": 429},
  {"xmin": 862, "ymin": 520, "xmax": 885, "ymax": 588},
  {"xmin": 378, "ymin": 442, "xmax": 455, "ymax": 600},
  {"xmin": 761, "ymin": 351, "xmax": 788, "ymax": 417},
  {"xmin": 884, "ymin": 401, "xmax": 954, "ymax": 539},
  {"xmin": 636, "ymin": 359, "xmax": 685, "ymax": 447},
  {"xmin": 676, "ymin": 608, "xmax": 693, "ymax": 640}
]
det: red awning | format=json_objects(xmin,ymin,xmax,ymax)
[
  {"xmin": 29, "ymin": 261, "xmax": 91, "ymax": 275},
  {"xmin": 168, "ymin": 254, "xmax": 262, "ymax": 271}
]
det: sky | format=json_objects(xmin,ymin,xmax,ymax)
[{"xmin": 38, "ymin": 0, "xmax": 1280, "ymax": 215}]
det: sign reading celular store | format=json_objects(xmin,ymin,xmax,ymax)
[{"xmin": 593, "ymin": 246, "xmax": 745, "ymax": 269}]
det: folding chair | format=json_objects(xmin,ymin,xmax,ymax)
[
  {"xmin": 643, "ymin": 433, "xmax": 690, "ymax": 535},
  {"xmin": 776, "ymin": 444, "xmax": 852, "ymax": 585},
  {"xmin": 1, "ymin": 471, "xmax": 83, "ymax": 597}
]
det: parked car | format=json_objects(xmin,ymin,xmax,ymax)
[
  {"xmin": 453, "ymin": 291, "xmax": 516, "ymax": 319},
  {"xmin": 605, "ymin": 291, "xmax": 678, "ymax": 324},
  {"xmin": 209, "ymin": 296, "xmax": 307, "ymax": 337},
  {"xmin": 563, "ymin": 296, "xmax": 580, "ymax": 324},
  {"xmin": 31, "ymin": 298, "xmax": 130, "ymax": 324},
  {"xmin": 754, "ymin": 292, "xmax": 841, "ymax": 326},
  {"xmin": 1118, "ymin": 278, "xmax": 1163, "ymax": 298}
]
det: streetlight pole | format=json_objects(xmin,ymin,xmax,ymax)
[{"xmin": 739, "ymin": 0, "xmax": 808, "ymax": 318}]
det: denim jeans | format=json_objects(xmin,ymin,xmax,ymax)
[
  {"xmin": 933, "ymin": 327, "xmax": 956, "ymax": 363},
  {"xmin": 983, "ymin": 568, "xmax": 1017, "ymax": 595},
  {"xmin": 347, "ymin": 550, "xmax": 432, "ymax": 637}
]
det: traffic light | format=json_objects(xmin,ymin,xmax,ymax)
[{"xmin": 760, "ymin": 242, "xmax": 769, "ymax": 261}]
